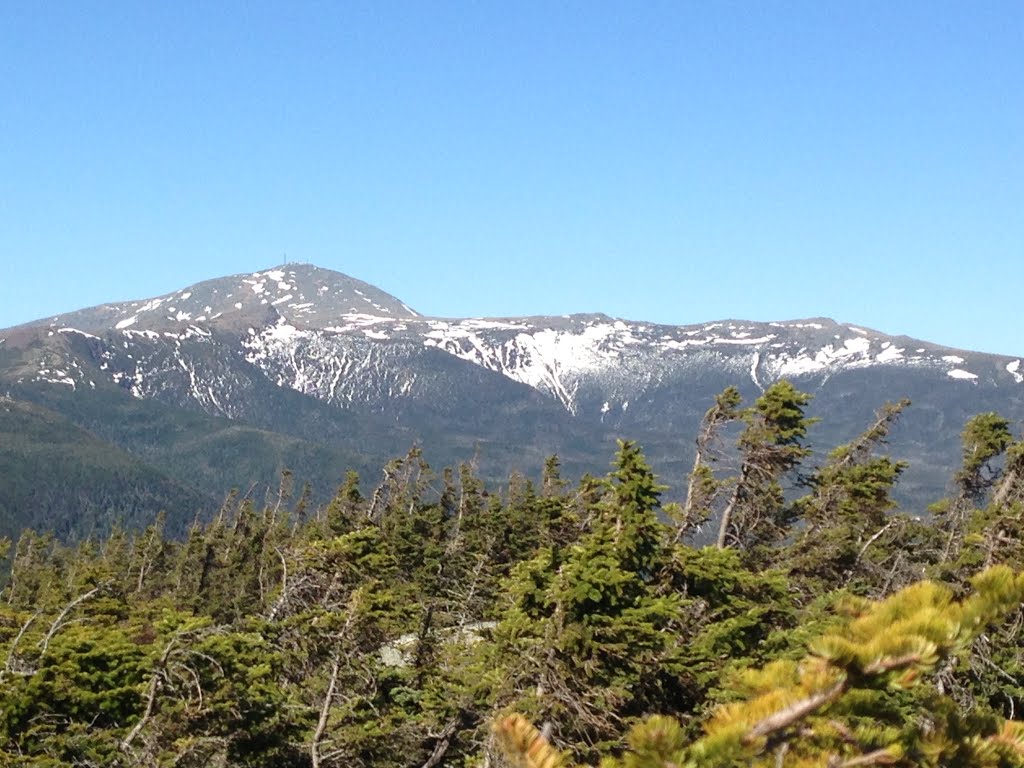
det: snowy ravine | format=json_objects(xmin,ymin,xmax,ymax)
[{"xmin": 238, "ymin": 309, "xmax": 1017, "ymax": 421}]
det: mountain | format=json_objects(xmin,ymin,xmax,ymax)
[{"xmin": 3, "ymin": 263, "xmax": 1023, "ymax": 541}]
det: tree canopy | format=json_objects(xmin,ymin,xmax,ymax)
[{"xmin": 3, "ymin": 380, "xmax": 1024, "ymax": 767}]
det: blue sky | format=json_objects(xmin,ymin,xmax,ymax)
[{"xmin": 3, "ymin": 2, "xmax": 1022, "ymax": 355}]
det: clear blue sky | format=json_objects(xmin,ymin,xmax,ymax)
[{"xmin": 3, "ymin": 2, "xmax": 1022, "ymax": 355}]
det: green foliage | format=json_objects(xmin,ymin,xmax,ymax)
[
  {"xmin": 2, "ymin": 391, "xmax": 1024, "ymax": 767},
  {"xmin": 716, "ymin": 380, "xmax": 816, "ymax": 560},
  {"xmin": 958, "ymin": 413, "xmax": 1013, "ymax": 498},
  {"xmin": 786, "ymin": 400, "xmax": 915, "ymax": 595},
  {"xmin": 486, "ymin": 442, "xmax": 685, "ymax": 762},
  {"xmin": 500, "ymin": 567, "xmax": 1024, "ymax": 768},
  {"xmin": 667, "ymin": 546, "xmax": 796, "ymax": 717}
]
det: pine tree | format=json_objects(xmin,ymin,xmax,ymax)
[
  {"xmin": 324, "ymin": 469, "xmax": 365, "ymax": 536},
  {"xmin": 680, "ymin": 386, "xmax": 743, "ymax": 541},
  {"xmin": 488, "ymin": 442, "xmax": 685, "ymax": 763},
  {"xmin": 785, "ymin": 400, "xmax": 916, "ymax": 594},
  {"xmin": 715, "ymin": 381, "xmax": 815, "ymax": 563},
  {"xmin": 931, "ymin": 413, "xmax": 1015, "ymax": 566}
]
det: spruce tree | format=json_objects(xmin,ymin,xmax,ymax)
[
  {"xmin": 489, "ymin": 441, "xmax": 685, "ymax": 762},
  {"xmin": 715, "ymin": 381, "xmax": 815, "ymax": 563},
  {"xmin": 786, "ymin": 400, "xmax": 915, "ymax": 595}
]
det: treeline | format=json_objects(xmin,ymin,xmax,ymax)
[{"xmin": 1, "ymin": 381, "xmax": 1024, "ymax": 767}]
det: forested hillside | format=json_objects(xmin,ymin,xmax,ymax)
[
  {"xmin": 6, "ymin": 263, "xmax": 1024, "ymax": 541},
  {"xmin": 2, "ymin": 382, "xmax": 1024, "ymax": 767}
]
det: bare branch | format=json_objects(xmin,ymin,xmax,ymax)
[
  {"xmin": 311, "ymin": 653, "xmax": 341, "ymax": 768},
  {"xmin": 420, "ymin": 719, "xmax": 459, "ymax": 768},
  {"xmin": 38, "ymin": 586, "xmax": 103, "ymax": 656},
  {"xmin": 843, "ymin": 521, "xmax": 898, "ymax": 585},
  {"xmin": 743, "ymin": 679, "xmax": 847, "ymax": 744},
  {"xmin": 862, "ymin": 653, "xmax": 921, "ymax": 676},
  {"xmin": 267, "ymin": 546, "xmax": 290, "ymax": 622},
  {"xmin": 121, "ymin": 636, "xmax": 180, "ymax": 753},
  {"xmin": 3, "ymin": 611, "xmax": 39, "ymax": 676},
  {"xmin": 831, "ymin": 747, "xmax": 900, "ymax": 768}
]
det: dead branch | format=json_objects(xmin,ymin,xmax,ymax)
[
  {"xmin": 311, "ymin": 653, "xmax": 341, "ymax": 768},
  {"xmin": 120, "ymin": 635, "xmax": 180, "ymax": 753},
  {"xmin": 267, "ymin": 545, "xmax": 290, "ymax": 622},
  {"xmin": 3, "ymin": 611, "xmax": 39, "ymax": 676},
  {"xmin": 37, "ymin": 586, "xmax": 103, "ymax": 656},
  {"xmin": 420, "ymin": 718, "xmax": 460, "ymax": 768},
  {"xmin": 831, "ymin": 747, "xmax": 900, "ymax": 768}
]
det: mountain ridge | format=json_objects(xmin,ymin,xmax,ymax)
[
  {"xmin": 2, "ymin": 263, "xmax": 1023, "ymax": 542},
  {"xmin": 8, "ymin": 262, "xmax": 1015, "ymax": 356},
  {"xmin": 8, "ymin": 264, "xmax": 1020, "ymax": 402}
]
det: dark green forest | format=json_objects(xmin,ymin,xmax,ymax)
[{"xmin": 2, "ymin": 381, "xmax": 1024, "ymax": 767}]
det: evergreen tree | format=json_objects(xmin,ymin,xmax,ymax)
[
  {"xmin": 715, "ymin": 381, "xmax": 815, "ymax": 563},
  {"xmin": 786, "ymin": 400, "xmax": 917, "ymax": 595},
  {"xmin": 324, "ymin": 469, "xmax": 365, "ymax": 536},
  {"xmin": 497, "ymin": 566, "xmax": 1024, "ymax": 768},
  {"xmin": 680, "ymin": 386, "xmax": 743, "ymax": 541},
  {"xmin": 488, "ymin": 442, "xmax": 685, "ymax": 762},
  {"xmin": 932, "ymin": 413, "xmax": 1015, "ymax": 565}
]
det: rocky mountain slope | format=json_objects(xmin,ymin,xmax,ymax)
[{"xmin": 3, "ymin": 263, "xmax": 1022, "ymax": 540}]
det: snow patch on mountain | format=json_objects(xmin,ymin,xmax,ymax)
[
  {"xmin": 421, "ymin": 320, "xmax": 640, "ymax": 412},
  {"xmin": 1008, "ymin": 360, "xmax": 1023, "ymax": 384},
  {"xmin": 242, "ymin": 319, "xmax": 419, "ymax": 406},
  {"xmin": 769, "ymin": 337, "xmax": 874, "ymax": 377},
  {"xmin": 876, "ymin": 343, "xmax": 905, "ymax": 363},
  {"xmin": 947, "ymin": 369, "xmax": 978, "ymax": 380},
  {"xmin": 34, "ymin": 368, "xmax": 78, "ymax": 389},
  {"xmin": 324, "ymin": 313, "xmax": 401, "ymax": 332},
  {"xmin": 57, "ymin": 327, "xmax": 100, "ymax": 341},
  {"xmin": 711, "ymin": 335, "xmax": 776, "ymax": 345}
]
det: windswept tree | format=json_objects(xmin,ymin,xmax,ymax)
[
  {"xmin": 487, "ymin": 441, "xmax": 685, "ymax": 763},
  {"xmin": 715, "ymin": 380, "xmax": 815, "ymax": 561},
  {"xmin": 678, "ymin": 386, "xmax": 743, "ymax": 541},
  {"xmin": 785, "ymin": 399, "xmax": 916, "ymax": 595},
  {"xmin": 932, "ymin": 413, "xmax": 1016, "ymax": 566}
]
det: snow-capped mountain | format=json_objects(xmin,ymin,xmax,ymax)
[
  {"xmin": 16, "ymin": 264, "xmax": 1020, "ymax": 415},
  {"xmin": 3, "ymin": 263, "xmax": 1023, "ymax": 538},
  {"xmin": 31, "ymin": 265, "xmax": 420, "ymax": 335}
]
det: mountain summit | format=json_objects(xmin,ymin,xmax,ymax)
[
  {"xmin": 2, "ymin": 263, "xmax": 1023, "ymax": 540},
  {"xmin": 25, "ymin": 264, "xmax": 421, "ymax": 334}
]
